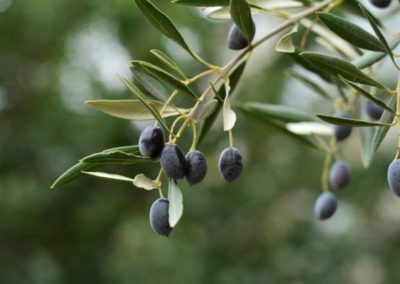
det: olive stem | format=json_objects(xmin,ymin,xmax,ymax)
[
  {"xmin": 228, "ymin": 130, "xmax": 234, "ymax": 147},
  {"xmin": 169, "ymin": 115, "xmax": 187, "ymax": 141},
  {"xmin": 185, "ymin": 70, "xmax": 215, "ymax": 85},
  {"xmin": 190, "ymin": 121, "xmax": 197, "ymax": 151},
  {"xmin": 322, "ymin": 150, "xmax": 333, "ymax": 193}
]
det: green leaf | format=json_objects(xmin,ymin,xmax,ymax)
[
  {"xmin": 51, "ymin": 145, "xmax": 147, "ymax": 189},
  {"xmin": 134, "ymin": 0, "xmax": 196, "ymax": 58},
  {"xmin": 353, "ymin": 37, "xmax": 400, "ymax": 69},
  {"xmin": 359, "ymin": 4, "xmax": 400, "ymax": 70},
  {"xmin": 369, "ymin": 95, "xmax": 397, "ymax": 165},
  {"xmin": 300, "ymin": 52, "xmax": 385, "ymax": 88},
  {"xmin": 118, "ymin": 75, "xmax": 170, "ymax": 132},
  {"xmin": 300, "ymin": 18, "xmax": 358, "ymax": 59},
  {"xmin": 51, "ymin": 162, "xmax": 101, "ymax": 189},
  {"xmin": 197, "ymin": 61, "xmax": 247, "ymax": 145},
  {"xmin": 290, "ymin": 50, "xmax": 333, "ymax": 83},
  {"xmin": 172, "ymin": 0, "xmax": 229, "ymax": 6},
  {"xmin": 192, "ymin": 99, "xmax": 219, "ymax": 121},
  {"xmin": 317, "ymin": 12, "xmax": 384, "ymax": 52},
  {"xmin": 316, "ymin": 114, "xmax": 392, "ymax": 127},
  {"xmin": 168, "ymin": 179, "xmax": 183, "ymax": 228},
  {"xmin": 229, "ymin": 0, "xmax": 255, "ymax": 42},
  {"xmin": 103, "ymin": 145, "xmax": 141, "ymax": 154},
  {"xmin": 275, "ymin": 25, "xmax": 298, "ymax": 53},
  {"xmin": 287, "ymin": 70, "xmax": 332, "ymax": 100},
  {"xmin": 80, "ymin": 150, "xmax": 153, "ymax": 164},
  {"xmin": 133, "ymin": 71, "xmax": 167, "ymax": 101},
  {"xmin": 86, "ymin": 99, "xmax": 189, "ymax": 120},
  {"xmin": 236, "ymin": 102, "xmax": 320, "ymax": 148},
  {"xmin": 237, "ymin": 105, "xmax": 319, "ymax": 148},
  {"xmin": 150, "ymin": 49, "xmax": 187, "ymax": 79},
  {"xmin": 130, "ymin": 60, "xmax": 197, "ymax": 98},
  {"xmin": 344, "ymin": 81, "xmax": 394, "ymax": 113},
  {"xmin": 236, "ymin": 102, "xmax": 317, "ymax": 123}
]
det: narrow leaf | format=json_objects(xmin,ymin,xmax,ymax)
[
  {"xmin": 229, "ymin": 0, "xmax": 255, "ymax": 42},
  {"xmin": 196, "ymin": 99, "xmax": 219, "ymax": 121},
  {"xmin": 168, "ymin": 179, "xmax": 183, "ymax": 228},
  {"xmin": 86, "ymin": 99, "xmax": 189, "ymax": 120},
  {"xmin": 51, "ymin": 145, "xmax": 144, "ymax": 189},
  {"xmin": 118, "ymin": 75, "xmax": 170, "ymax": 132},
  {"xmin": 82, "ymin": 171, "xmax": 136, "ymax": 182},
  {"xmin": 290, "ymin": 50, "xmax": 333, "ymax": 83},
  {"xmin": 103, "ymin": 145, "xmax": 141, "ymax": 154},
  {"xmin": 370, "ymin": 95, "xmax": 397, "ymax": 159},
  {"xmin": 150, "ymin": 49, "xmax": 187, "ymax": 79},
  {"xmin": 359, "ymin": 4, "xmax": 400, "ymax": 70},
  {"xmin": 134, "ymin": 0, "xmax": 196, "ymax": 58},
  {"xmin": 300, "ymin": 52, "xmax": 385, "ymax": 88},
  {"xmin": 317, "ymin": 114, "xmax": 392, "ymax": 127},
  {"xmin": 344, "ymin": 81, "xmax": 394, "ymax": 113},
  {"xmin": 275, "ymin": 25, "xmax": 298, "ymax": 53},
  {"xmin": 236, "ymin": 102, "xmax": 317, "ymax": 123},
  {"xmin": 317, "ymin": 12, "xmax": 384, "ymax": 51},
  {"xmin": 300, "ymin": 18, "xmax": 358, "ymax": 59},
  {"xmin": 238, "ymin": 106, "xmax": 319, "ymax": 148},
  {"xmin": 134, "ymin": 70, "xmax": 168, "ymax": 101},
  {"xmin": 353, "ymin": 37, "xmax": 400, "ymax": 69},
  {"xmin": 130, "ymin": 61, "xmax": 197, "ymax": 98},
  {"xmin": 80, "ymin": 150, "xmax": 153, "ymax": 164},
  {"xmin": 51, "ymin": 162, "xmax": 100, "ymax": 189},
  {"xmin": 132, "ymin": 174, "xmax": 158, "ymax": 190}
]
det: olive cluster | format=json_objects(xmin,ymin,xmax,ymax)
[
  {"xmin": 139, "ymin": 125, "xmax": 243, "ymax": 236},
  {"xmin": 313, "ymin": 109, "xmax": 355, "ymax": 220}
]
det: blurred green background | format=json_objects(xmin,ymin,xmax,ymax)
[{"xmin": 2, "ymin": 0, "xmax": 400, "ymax": 283}]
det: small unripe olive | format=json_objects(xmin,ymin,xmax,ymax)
[
  {"xmin": 218, "ymin": 147, "xmax": 243, "ymax": 182},
  {"xmin": 333, "ymin": 111, "xmax": 352, "ymax": 142},
  {"xmin": 160, "ymin": 144, "xmax": 187, "ymax": 180},
  {"xmin": 149, "ymin": 198, "xmax": 172, "ymax": 237},
  {"xmin": 228, "ymin": 24, "xmax": 249, "ymax": 50},
  {"xmin": 387, "ymin": 159, "xmax": 400, "ymax": 197},
  {"xmin": 329, "ymin": 160, "xmax": 351, "ymax": 190},
  {"xmin": 138, "ymin": 126, "xmax": 165, "ymax": 159},
  {"xmin": 370, "ymin": 0, "xmax": 391, "ymax": 8},
  {"xmin": 185, "ymin": 150, "xmax": 208, "ymax": 185},
  {"xmin": 366, "ymin": 101, "xmax": 384, "ymax": 120},
  {"xmin": 314, "ymin": 192, "xmax": 337, "ymax": 220}
]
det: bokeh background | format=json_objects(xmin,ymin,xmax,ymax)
[{"xmin": 2, "ymin": 0, "xmax": 400, "ymax": 283}]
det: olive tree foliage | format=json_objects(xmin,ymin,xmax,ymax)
[{"xmin": 52, "ymin": 0, "xmax": 400, "ymax": 235}]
